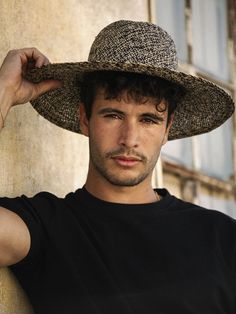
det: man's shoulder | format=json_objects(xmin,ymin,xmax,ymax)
[
  {"xmin": 0, "ymin": 189, "xmax": 82, "ymax": 218},
  {"xmin": 166, "ymin": 190, "xmax": 236, "ymax": 225}
]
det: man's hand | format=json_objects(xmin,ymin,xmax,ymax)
[{"xmin": 0, "ymin": 47, "xmax": 62, "ymax": 117}]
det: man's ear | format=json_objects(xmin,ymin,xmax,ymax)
[
  {"xmin": 79, "ymin": 103, "xmax": 89, "ymax": 137},
  {"xmin": 162, "ymin": 113, "xmax": 174, "ymax": 145}
]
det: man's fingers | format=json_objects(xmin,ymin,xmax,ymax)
[
  {"xmin": 16, "ymin": 47, "xmax": 50, "ymax": 68},
  {"xmin": 0, "ymin": 48, "xmax": 50, "ymax": 80},
  {"xmin": 34, "ymin": 55, "xmax": 50, "ymax": 68},
  {"xmin": 32, "ymin": 79, "xmax": 63, "ymax": 100},
  {"xmin": 3, "ymin": 47, "xmax": 48, "ymax": 68}
]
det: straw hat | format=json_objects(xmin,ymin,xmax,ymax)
[{"xmin": 26, "ymin": 20, "xmax": 234, "ymax": 140}]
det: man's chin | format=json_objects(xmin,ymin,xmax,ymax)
[{"xmin": 104, "ymin": 173, "xmax": 149, "ymax": 187}]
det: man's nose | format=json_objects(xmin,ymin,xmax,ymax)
[{"xmin": 118, "ymin": 120, "xmax": 140, "ymax": 148}]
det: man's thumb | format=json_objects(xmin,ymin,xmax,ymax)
[{"xmin": 32, "ymin": 79, "xmax": 63, "ymax": 99}]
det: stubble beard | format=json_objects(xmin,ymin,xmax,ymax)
[{"xmin": 89, "ymin": 138, "xmax": 158, "ymax": 187}]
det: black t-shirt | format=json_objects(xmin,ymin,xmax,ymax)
[{"xmin": 0, "ymin": 188, "xmax": 236, "ymax": 314}]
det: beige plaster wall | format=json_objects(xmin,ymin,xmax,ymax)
[{"xmin": 0, "ymin": 0, "xmax": 149, "ymax": 312}]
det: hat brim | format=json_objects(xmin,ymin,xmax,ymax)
[{"xmin": 26, "ymin": 61, "xmax": 234, "ymax": 140}]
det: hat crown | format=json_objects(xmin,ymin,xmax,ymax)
[{"xmin": 88, "ymin": 20, "xmax": 178, "ymax": 70}]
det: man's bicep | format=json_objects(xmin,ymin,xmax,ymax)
[{"xmin": 0, "ymin": 206, "xmax": 31, "ymax": 267}]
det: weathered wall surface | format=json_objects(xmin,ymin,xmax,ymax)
[{"xmin": 0, "ymin": 0, "xmax": 149, "ymax": 312}]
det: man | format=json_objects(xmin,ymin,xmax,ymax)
[{"xmin": 0, "ymin": 20, "xmax": 235, "ymax": 314}]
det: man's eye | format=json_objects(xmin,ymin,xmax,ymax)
[
  {"xmin": 141, "ymin": 118, "xmax": 158, "ymax": 124},
  {"xmin": 104, "ymin": 114, "xmax": 121, "ymax": 119}
]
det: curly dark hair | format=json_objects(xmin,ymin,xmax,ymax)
[{"xmin": 80, "ymin": 71, "xmax": 186, "ymax": 125}]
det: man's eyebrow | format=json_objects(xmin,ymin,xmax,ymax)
[{"xmin": 97, "ymin": 108, "xmax": 125, "ymax": 115}]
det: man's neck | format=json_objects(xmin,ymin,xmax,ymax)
[{"xmin": 84, "ymin": 176, "xmax": 157, "ymax": 204}]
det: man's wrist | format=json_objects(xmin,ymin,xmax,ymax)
[
  {"xmin": 0, "ymin": 86, "xmax": 14, "ymax": 130},
  {"xmin": 0, "ymin": 106, "xmax": 4, "ymax": 129}
]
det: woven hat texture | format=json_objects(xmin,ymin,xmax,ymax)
[{"xmin": 27, "ymin": 20, "xmax": 234, "ymax": 140}]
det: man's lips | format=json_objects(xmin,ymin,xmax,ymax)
[{"xmin": 111, "ymin": 155, "xmax": 142, "ymax": 166}]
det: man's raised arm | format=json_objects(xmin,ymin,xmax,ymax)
[{"xmin": 0, "ymin": 48, "xmax": 61, "ymax": 266}]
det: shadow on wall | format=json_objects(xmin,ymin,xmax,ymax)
[{"xmin": 0, "ymin": 268, "xmax": 33, "ymax": 314}]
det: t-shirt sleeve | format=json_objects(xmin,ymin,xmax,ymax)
[{"xmin": 0, "ymin": 192, "xmax": 58, "ymax": 265}]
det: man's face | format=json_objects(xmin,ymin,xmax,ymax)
[{"xmin": 80, "ymin": 89, "xmax": 172, "ymax": 187}]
